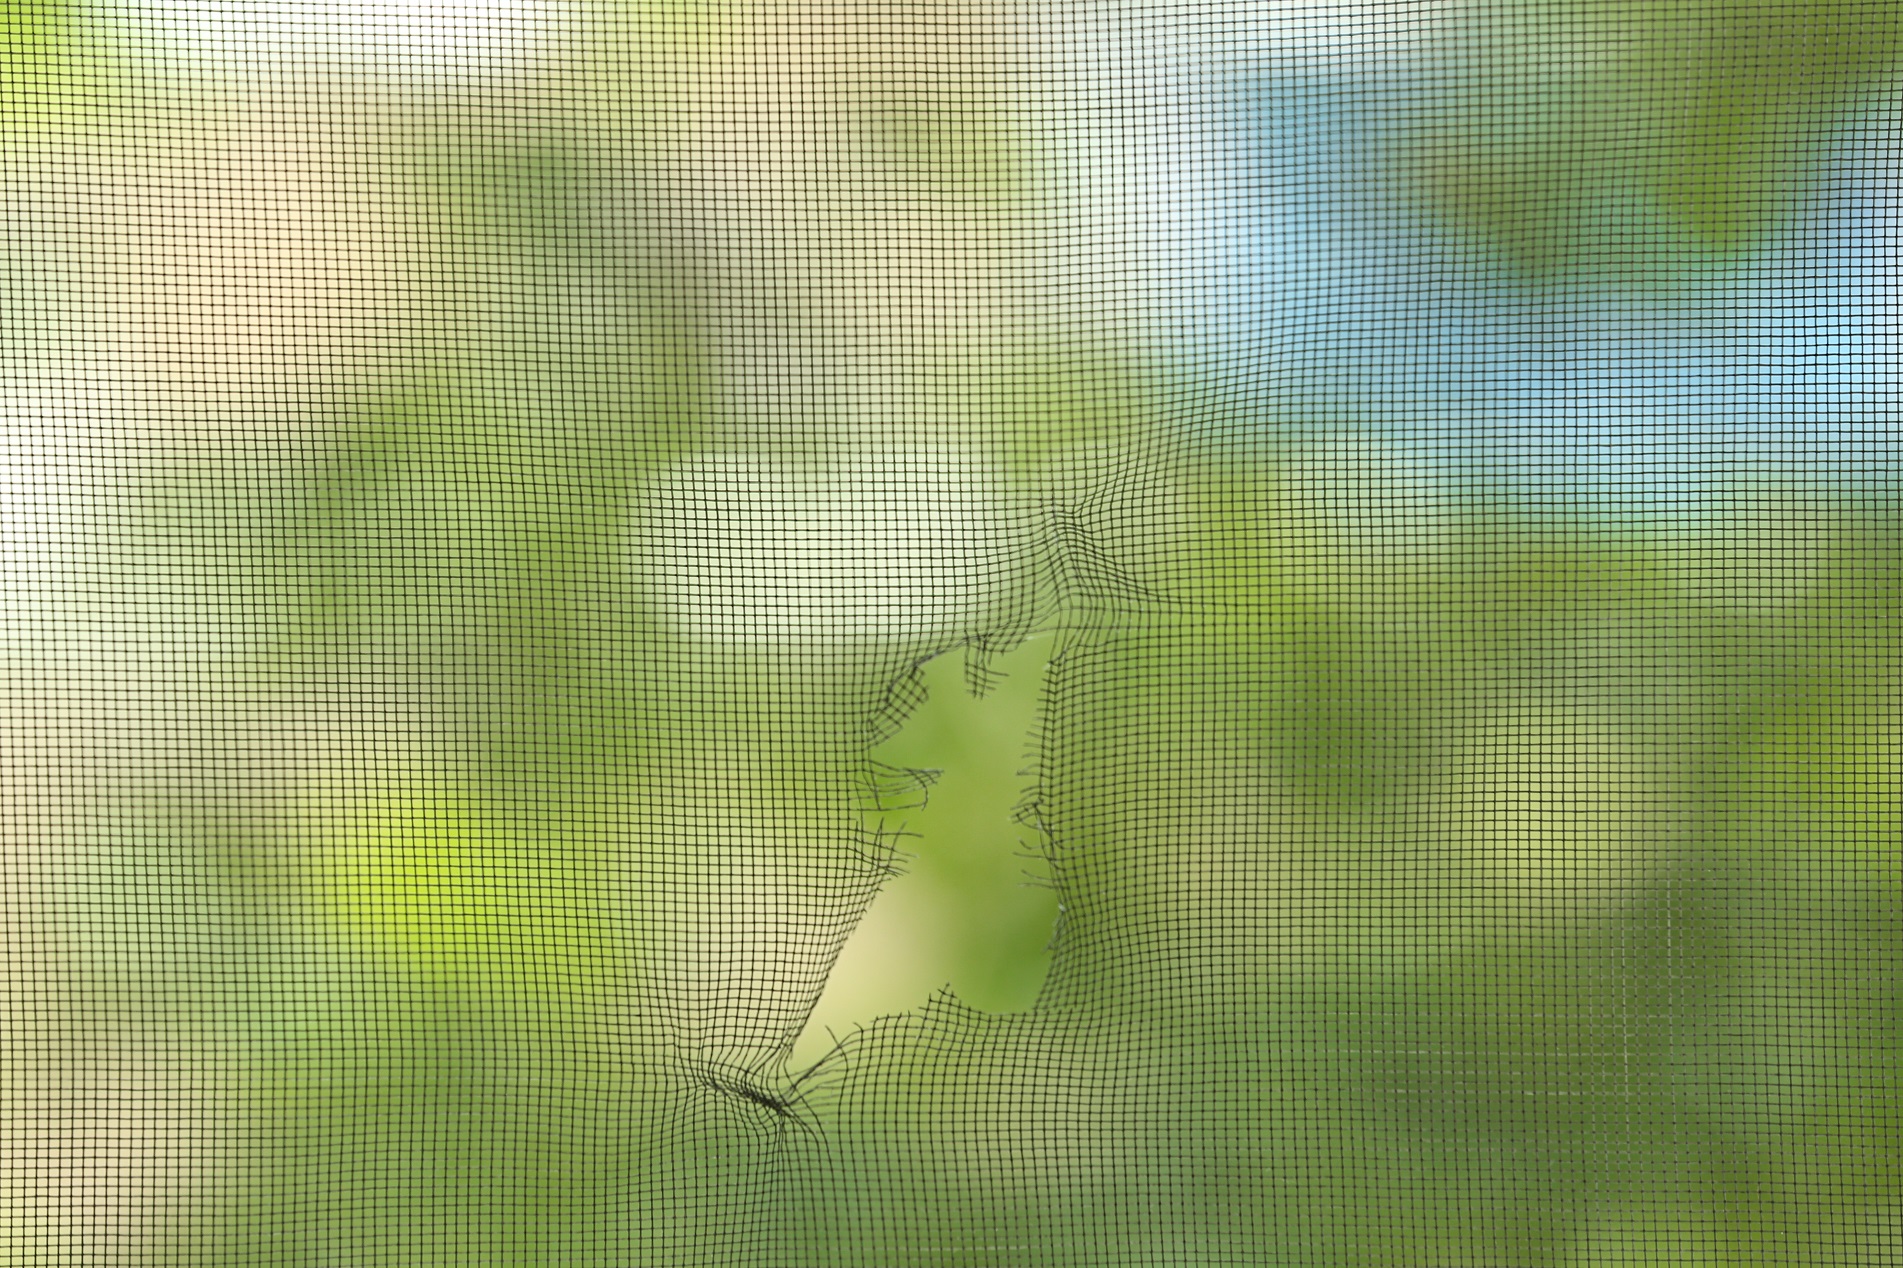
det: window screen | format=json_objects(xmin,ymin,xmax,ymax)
[{"xmin": 2, "ymin": 2, "xmax": 1897, "ymax": 1264}]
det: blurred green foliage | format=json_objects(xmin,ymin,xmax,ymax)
[
  {"xmin": 147, "ymin": 478, "xmax": 1897, "ymax": 1264},
  {"xmin": 0, "ymin": 0, "xmax": 111, "ymax": 127},
  {"xmin": 34, "ymin": 2, "xmax": 1898, "ymax": 1262},
  {"xmin": 832, "ymin": 638, "xmax": 1057, "ymax": 1021},
  {"xmin": 991, "ymin": 342, "xmax": 1158, "ymax": 493},
  {"xmin": 763, "ymin": 499, "xmax": 1898, "ymax": 1267},
  {"xmin": 1420, "ymin": 0, "xmax": 1903, "ymax": 277},
  {"xmin": 1, "ymin": 0, "xmax": 65, "ymax": 58},
  {"xmin": 857, "ymin": 78, "xmax": 1029, "ymax": 207}
]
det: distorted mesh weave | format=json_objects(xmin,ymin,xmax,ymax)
[{"xmin": 2, "ymin": 2, "xmax": 1897, "ymax": 1264}]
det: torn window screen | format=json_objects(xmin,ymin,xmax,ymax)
[{"xmin": 2, "ymin": 1, "xmax": 1897, "ymax": 1265}]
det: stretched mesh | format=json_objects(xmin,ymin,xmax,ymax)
[{"xmin": 3, "ymin": 2, "xmax": 1897, "ymax": 1264}]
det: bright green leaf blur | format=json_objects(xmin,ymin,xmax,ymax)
[
  {"xmin": 303, "ymin": 787, "xmax": 529, "ymax": 963},
  {"xmin": 24, "ymin": 3, "xmax": 1896, "ymax": 1263},
  {"xmin": 294, "ymin": 776, "xmax": 634, "ymax": 999},
  {"xmin": 2, "ymin": 0, "xmax": 66, "ymax": 64}
]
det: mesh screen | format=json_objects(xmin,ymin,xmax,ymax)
[{"xmin": 3, "ymin": 2, "xmax": 1899, "ymax": 1264}]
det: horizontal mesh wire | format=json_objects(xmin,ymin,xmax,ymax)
[{"xmin": 2, "ymin": 1, "xmax": 1898, "ymax": 1264}]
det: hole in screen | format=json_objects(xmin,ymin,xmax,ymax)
[{"xmin": 792, "ymin": 635, "xmax": 1058, "ymax": 1067}]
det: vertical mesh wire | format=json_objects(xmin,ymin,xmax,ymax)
[{"xmin": 1, "ymin": 1, "xmax": 1897, "ymax": 1264}]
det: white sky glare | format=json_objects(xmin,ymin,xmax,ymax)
[{"xmin": 1227, "ymin": 0, "xmax": 1457, "ymax": 65}]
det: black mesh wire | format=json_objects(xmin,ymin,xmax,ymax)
[{"xmin": 2, "ymin": 1, "xmax": 1898, "ymax": 1264}]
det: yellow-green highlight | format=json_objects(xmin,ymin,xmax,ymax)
[{"xmin": 301, "ymin": 784, "xmax": 624, "ymax": 997}]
